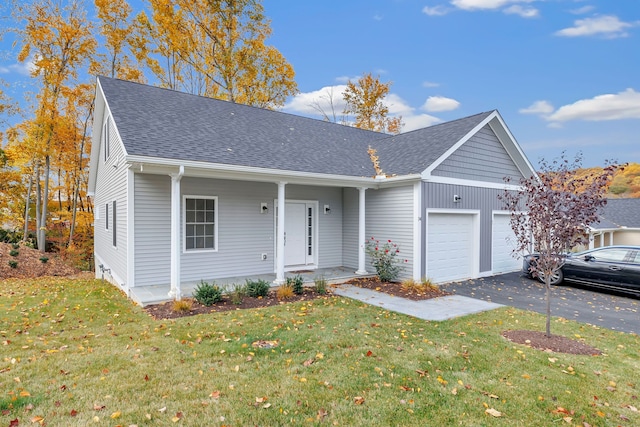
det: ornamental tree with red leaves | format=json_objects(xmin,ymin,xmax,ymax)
[{"xmin": 500, "ymin": 152, "xmax": 622, "ymax": 337}]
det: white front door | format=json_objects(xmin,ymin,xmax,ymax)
[{"xmin": 280, "ymin": 201, "xmax": 316, "ymax": 268}]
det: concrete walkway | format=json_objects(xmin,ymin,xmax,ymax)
[{"xmin": 333, "ymin": 284, "xmax": 503, "ymax": 321}]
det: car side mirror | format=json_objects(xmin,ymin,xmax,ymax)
[{"xmin": 584, "ymin": 255, "xmax": 595, "ymax": 262}]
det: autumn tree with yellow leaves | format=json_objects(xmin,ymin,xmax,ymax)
[{"xmin": 342, "ymin": 72, "xmax": 403, "ymax": 134}]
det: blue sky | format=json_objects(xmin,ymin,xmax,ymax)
[{"xmin": 1, "ymin": 0, "xmax": 639, "ymax": 168}]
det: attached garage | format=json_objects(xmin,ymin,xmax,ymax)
[
  {"xmin": 491, "ymin": 213, "xmax": 521, "ymax": 273},
  {"xmin": 426, "ymin": 212, "xmax": 478, "ymax": 283}
]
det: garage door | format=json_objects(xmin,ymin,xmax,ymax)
[
  {"xmin": 492, "ymin": 214, "xmax": 521, "ymax": 273},
  {"xmin": 427, "ymin": 213, "xmax": 474, "ymax": 283}
]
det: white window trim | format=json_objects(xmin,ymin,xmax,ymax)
[
  {"xmin": 105, "ymin": 202, "xmax": 109, "ymax": 230},
  {"xmin": 183, "ymin": 195, "xmax": 218, "ymax": 253},
  {"xmin": 112, "ymin": 200, "xmax": 117, "ymax": 248}
]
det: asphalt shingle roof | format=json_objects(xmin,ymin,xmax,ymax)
[
  {"xmin": 98, "ymin": 76, "xmax": 494, "ymax": 178},
  {"xmin": 596, "ymin": 198, "xmax": 640, "ymax": 229}
]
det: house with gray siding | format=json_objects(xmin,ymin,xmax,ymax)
[
  {"xmin": 88, "ymin": 77, "xmax": 537, "ymax": 305},
  {"xmin": 588, "ymin": 198, "xmax": 640, "ymax": 248}
]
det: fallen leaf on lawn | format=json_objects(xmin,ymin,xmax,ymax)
[
  {"xmin": 110, "ymin": 411, "xmax": 121, "ymax": 419},
  {"xmin": 303, "ymin": 359, "xmax": 314, "ymax": 366},
  {"xmin": 315, "ymin": 352, "xmax": 324, "ymax": 359},
  {"xmin": 563, "ymin": 416, "xmax": 573, "ymax": 423},
  {"xmin": 451, "ymin": 388, "xmax": 458, "ymax": 395},
  {"xmin": 30, "ymin": 416, "xmax": 44, "ymax": 424},
  {"xmin": 317, "ymin": 409, "xmax": 328, "ymax": 420},
  {"xmin": 19, "ymin": 390, "xmax": 30, "ymax": 397},
  {"xmin": 93, "ymin": 404, "xmax": 105, "ymax": 411},
  {"xmin": 627, "ymin": 405, "xmax": 638, "ymax": 412},
  {"xmin": 415, "ymin": 369, "xmax": 427, "ymax": 377},
  {"xmin": 70, "ymin": 409, "xmax": 78, "ymax": 417},
  {"xmin": 522, "ymin": 374, "xmax": 531, "ymax": 380},
  {"xmin": 9, "ymin": 418, "xmax": 19, "ymax": 427},
  {"xmin": 366, "ymin": 350, "xmax": 373, "ymax": 357},
  {"xmin": 485, "ymin": 408, "xmax": 502, "ymax": 417},
  {"xmin": 255, "ymin": 397, "xmax": 266, "ymax": 403},
  {"xmin": 158, "ymin": 407, "xmax": 167, "ymax": 413},
  {"xmin": 354, "ymin": 396, "xmax": 365, "ymax": 405},
  {"xmin": 171, "ymin": 411, "xmax": 183, "ymax": 422},
  {"xmin": 210, "ymin": 391, "xmax": 221, "ymax": 398},
  {"xmin": 252, "ymin": 340, "xmax": 278, "ymax": 349},
  {"xmin": 262, "ymin": 403, "xmax": 271, "ymax": 409}
]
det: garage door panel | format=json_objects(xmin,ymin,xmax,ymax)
[
  {"xmin": 427, "ymin": 213, "xmax": 474, "ymax": 283},
  {"xmin": 492, "ymin": 214, "xmax": 521, "ymax": 273}
]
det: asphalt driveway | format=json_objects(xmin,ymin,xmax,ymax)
[{"xmin": 440, "ymin": 272, "xmax": 639, "ymax": 335}]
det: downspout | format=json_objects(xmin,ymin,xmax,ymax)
[{"xmin": 169, "ymin": 165, "xmax": 184, "ymax": 300}]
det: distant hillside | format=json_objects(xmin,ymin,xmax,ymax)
[{"xmin": 575, "ymin": 162, "xmax": 640, "ymax": 198}]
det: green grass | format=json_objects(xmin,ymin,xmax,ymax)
[{"xmin": 1, "ymin": 277, "xmax": 638, "ymax": 426}]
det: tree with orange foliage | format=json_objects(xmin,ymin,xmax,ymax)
[
  {"xmin": 133, "ymin": 0, "xmax": 297, "ymax": 109},
  {"xmin": 13, "ymin": 0, "xmax": 96, "ymax": 251},
  {"xmin": 342, "ymin": 72, "xmax": 403, "ymax": 134}
]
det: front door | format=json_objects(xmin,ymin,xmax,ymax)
[{"xmin": 279, "ymin": 201, "xmax": 316, "ymax": 268}]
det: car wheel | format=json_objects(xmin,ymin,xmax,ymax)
[{"xmin": 538, "ymin": 269, "xmax": 563, "ymax": 285}]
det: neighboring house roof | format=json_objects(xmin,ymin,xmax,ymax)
[
  {"xmin": 593, "ymin": 198, "xmax": 640, "ymax": 229},
  {"xmin": 90, "ymin": 76, "xmax": 536, "ymax": 191}
]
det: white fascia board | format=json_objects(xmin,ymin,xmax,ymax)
[
  {"xmin": 125, "ymin": 154, "xmax": 422, "ymax": 188},
  {"xmin": 422, "ymin": 110, "xmax": 497, "ymax": 178},
  {"xmin": 422, "ymin": 174, "xmax": 523, "ymax": 191},
  {"xmin": 87, "ymin": 79, "xmax": 105, "ymax": 193}
]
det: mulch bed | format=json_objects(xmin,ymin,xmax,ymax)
[
  {"xmin": 344, "ymin": 276, "xmax": 451, "ymax": 300},
  {"xmin": 0, "ymin": 242, "xmax": 79, "ymax": 279},
  {"xmin": 502, "ymin": 330, "xmax": 602, "ymax": 355}
]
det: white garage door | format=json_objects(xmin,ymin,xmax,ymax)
[
  {"xmin": 492, "ymin": 214, "xmax": 521, "ymax": 273},
  {"xmin": 427, "ymin": 213, "xmax": 474, "ymax": 283}
]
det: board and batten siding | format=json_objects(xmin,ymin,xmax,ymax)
[
  {"xmin": 423, "ymin": 182, "xmax": 510, "ymax": 274},
  {"xmin": 132, "ymin": 177, "xmax": 346, "ymax": 286},
  {"xmin": 93, "ymin": 113, "xmax": 128, "ymax": 286},
  {"xmin": 432, "ymin": 125, "xmax": 523, "ymax": 184},
  {"xmin": 365, "ymin": 185, "xmax": 415, "ymax": 280}
]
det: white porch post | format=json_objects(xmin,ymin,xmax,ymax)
[
  {"xmin": 275, "ymin": 182, "xmax": 287, "ymax": 284},
  {"xmin": 356, "ymin": 187, "xmax": 368, "ymax": 275},
  {"xmin": 608, "ymin": 231, "xmax": 614, "ymax": 246},
  {"xmin": 168, "ymin": 166, "xmax": 184, "ymax": 300},
  {"xmin": 588, "ymin": 232, "xmax": 595, "ymax": 249}
]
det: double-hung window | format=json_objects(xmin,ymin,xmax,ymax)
[{"xmin": 184, "ymin": 196, "xmax": 217, "ymax": 251}]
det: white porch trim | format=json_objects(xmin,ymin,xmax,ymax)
[
  {"xmin": 275, "ymin": 182, "xmax": 287, "ymax": 284},
  {"xmin": 168, "ymin": 165, "xmax": 184, "ymax": 300},
  {"xmin": 356, "ymin": 187, "xmax": 368, "ymax": 275}
]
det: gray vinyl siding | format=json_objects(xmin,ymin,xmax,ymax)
[
  {"xmin": 423, "ymin": 182, "xmax": 507, "ymax": 274},
  {"xmin": 132, "ymin": 177, "xmax": 345, "ymax": 286},
  {"xmin": 134, "ymin": 174, "xmax": 171, "ymax": 286},
  {"xmin": 342, "ymin": 188, "xmax": 359, "ymax": 269},
  {"xmin": 432, "ymin": 125, "xmax": 523, "ymax": 183},
  {"xmin": 93, "ymin": 113, "xmax": 128, "ymax": 285},
  {"xmin": 365, "ymin": 185, "xmax": 414, "ymax": 280}
]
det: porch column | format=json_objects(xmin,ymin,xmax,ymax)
[
  {"xmin": 588, "ymin": 233, "xmax": 595, "ymax": 249},
  {"xmin": 608, "ymin": 231, "xmax": 614, "ymax": 246},
  {"xmin": 168, "ymin": 165, "xmax": 184, "ymax": 300},
  {"xmin": 275, "ymin": 182, "xmax": 287, "ymax": 284},
  {"xmin": 356, "ymin": 187, "xmax": 368, "ymax": 275}
]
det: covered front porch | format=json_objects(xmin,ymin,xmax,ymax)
[{"xmin": 129, "ymin": 266, "xmax": 371, "ymax": 306}]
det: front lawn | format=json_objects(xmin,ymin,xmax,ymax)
[{"xmin": 1, "ymin": 277, "xmax": 638, "ymax": 426}]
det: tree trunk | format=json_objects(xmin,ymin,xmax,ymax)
[
  {"xmin": 545, "ymin": 279, "xmax": 552, "ymax": 337},
  {"xmin": 38, "ymin": 155, "xmax": 50, "ymax": 252},
  {"xmin": 68, "ymin": 99, "xmax": 93, "ymax": 246},
  {"xmin": 23, "ymin": 171, "xmax": 33, "ymax": 242},
  {"xmin": 34, "ymin": 163, "xmax": 41, "ymax": 245}
]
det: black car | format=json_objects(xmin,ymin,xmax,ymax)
[{"xmin": 523, "ymin": 246, "xmax": 640, "ymax": 297}]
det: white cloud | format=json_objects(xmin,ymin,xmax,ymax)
[
  {"xmin": 547, "ymin": 89, "xmax": 640, "ymax": 122},
  {"xmin": 422, "ymin": 81, "xmax": 440, "ymax": 88},
  {"xmin": 0, "ymin": 59, "xmax": 36, "ymax": 76},
  {"xmin": 422, "ymin": 96, "xmax": 460, "ymax": 112},
  {"xmin": 555, "ymin": 15, "xmax": 637, "ymax": 38},
  {"xmin": 422, "ymin": 5, "xmax": 449, "ymax": 16},
  {"xmin": 570, "ymin": 5, "xmax": 595, "ymax": 15},
  {"xmin": 284, "ymin": 85, "xmax": 348, "ymax": 116},
  {"xmin": 451, "ymin": 0, "xmax": 536, "ymax": 11},
  {"xmin": 519, "ymin": 100, "xmax": 554, "ymax": 115},
  {"xmin": 373, "ymin": 14, "xmax": 383, "ymax": 21},
  {"xmin": 283, "ymin": 84, "xmax": 446, "ymax": 133},
  {"xmin": 503, "ymin": 5, "xmax": 538, "ymax": 18}
]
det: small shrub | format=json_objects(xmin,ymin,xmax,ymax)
[
  {"xmin": 286, "ymin": 274, "xmax": 304, "ymax": 295},
  {"xmin": 11, "ymin": 243, "xmax": 20, "ymax": 250},
  {"xmin": 276, "ymin": 284, "xmax": 295, "ymax": 300},
  {"xmin": 401, "ymin": 277, "xmax": 438, "ymax": 294},
  {"xmin": 364, "ymin": 237, "xmax": 405, "ymax": 282},
  {"xmin": 9, "ymin": 249, "xmax": 19, "ymax": 257},
  {"xmin": 314, "ymin": 276, "xmax": 328, "ymax": 295},
  {"xmin": 230, "ymin": 283, "xmax": 246, "ymax": 305},
  {"xmin": 39, "ymin": 256, "xmax": 49, "ymax": 264},
  {"xmin": 8, "ymin": 260, "xmax": 18, "ymax": 269},
  {"xmin": 245, "ymin": 279, "xmax": 270, "ymax": 298},
  {"xmin": 172, "ymin": 299, "xmax": 193, "ymax": 312},
  {"xmin": 193, "ymin": 281, "xmax": 223, "ymax": 306}
]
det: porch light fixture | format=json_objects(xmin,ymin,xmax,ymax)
[
  {"xmin": 453, "ymin": 194, "xmax": 462, "ymax": 203},
  {"xmin": 324, "ymin": 204, "xmax": 331, "ymax": 214},
  {"xmin": 260, "ymin": 202, "xmax": 268, "ymax": 213}
]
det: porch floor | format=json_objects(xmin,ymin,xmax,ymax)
[{"xmin": 129, "ymin": 266, "xmax": 371, "ymax": 306}]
